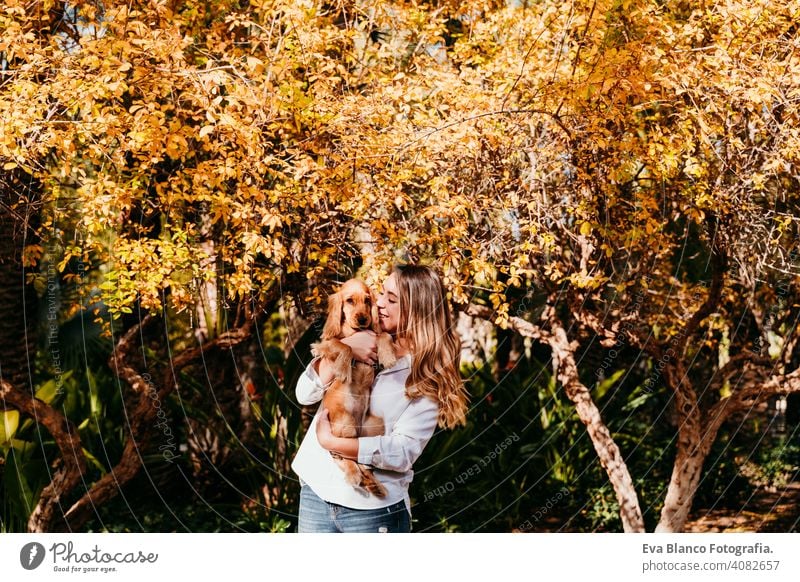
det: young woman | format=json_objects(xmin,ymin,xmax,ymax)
[{"xmin": 291, "ymin": 264, "xmax": 470, "ymax": 532}]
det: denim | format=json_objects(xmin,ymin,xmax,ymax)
[{"xmin": 298, "ymin": 483, "xmax": 411, "ymax": 533}]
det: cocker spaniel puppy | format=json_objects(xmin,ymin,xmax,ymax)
[{"xmin": 311, "ymin": 279, "xmax": 397, "ymax": 497}]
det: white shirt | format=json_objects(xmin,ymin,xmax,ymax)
[{"xmin": 290, "ymin": 354, "xmax": 439, "ymax": 517}]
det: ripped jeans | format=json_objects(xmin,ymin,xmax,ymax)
[{"xmin": 297, "ymin": 483, "xmax": 411, "ymax": 533}]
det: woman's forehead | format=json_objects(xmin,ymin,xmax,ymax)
[{"xmin": 383, "ymin": 273, "xmax": 398, "ymax": 292}]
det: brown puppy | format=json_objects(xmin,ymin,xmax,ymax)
[{"xmin": 311, "ymin": 279, "xmax": 397, "ymax": 497}]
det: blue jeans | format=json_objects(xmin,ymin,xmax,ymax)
[{"xmin": 297, "ymin": 483, "xmax": 411, "ymax": 533}]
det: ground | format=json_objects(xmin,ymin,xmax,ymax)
[{"xmin": 684, "ymin": 478, "xmax": 800, "ymax": 533}]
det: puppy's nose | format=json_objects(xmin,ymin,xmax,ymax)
[{"xmin": 357, "ymin": 315, "xmax": 369, "ymax": 326}]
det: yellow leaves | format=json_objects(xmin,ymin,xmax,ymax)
[
  {"xmin": 489, "ymin": 293, "xmax": 511, "ymax": 327},
  {"xmin": 165, "ymin": 131, "xmax": 189, "ymax": 160},
  {"xmin": 568, "ymin": 270, "xmax": 605, "ymax": 290},
  {"xmin": 98, "ymin": 230, "xmax": 207, "ymax": 316},
  {"xmin": 683, "ymin": 156, "xmax": 705, "ymax": 179},
  {"xmin": 260, "ymin": 212, "xmax": 283, "ymax": 233},
  {"xmin": 21, "ymin": 244, "xmax": 44, "ymax": 268},
  {"xmin": 694, "ymin": 191, "xmax": 714, "ymax": 210},
  {"xmin": 241, "ymin": 231, "xmax": 272, "ymax": 259},
  {"xmin": 644, "ymin": 218, "xmax": 662, "ymax": 236},
  {"xmin": 750, "ymin": 173, "xmax": 766, "ymax": 191},
  {"xmin": 507, "ymin": 257, "xmax": 535, "ymax": 289},
  {"xmin": 543, "ymin": 261, "xmax": 564, "ymax": 282},
  {"xmin": 685, "ymin": 206, "xmax": 706, "ymax": 224},
  {"xmin": 245, "ymin": 56, "xmax": 265, "ymax": 75},
  {"xmin": 1, "ymin": 0, "xmax": 795, "ymax": 331}
]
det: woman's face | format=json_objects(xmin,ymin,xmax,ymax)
[{"xmin": 376, "ymin": 273, "xmax": 401, "ymax": 335}]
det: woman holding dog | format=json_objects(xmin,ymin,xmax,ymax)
[{"xmin": 291, "ymin": 264, "xmax": 470, "ymax": 532}]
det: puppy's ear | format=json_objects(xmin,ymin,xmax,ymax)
[
  {"xmin": 370, "ymin": 289, "xmax": 381, "ymax": 333},
  {"xmin": 322, "ymin": 290, "xmax": 343, "ymax": 340}
]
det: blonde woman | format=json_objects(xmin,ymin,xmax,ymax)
[{"xmin": 291, "ymin": 264, "xmax": 470, "ymax": 532}]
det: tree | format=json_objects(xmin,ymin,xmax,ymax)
[{"xmin": 1, "ymin": 0, "xmax": 799, "ymax": 532}]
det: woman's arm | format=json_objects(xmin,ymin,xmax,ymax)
[
  {"xmin": 295, "ymin": 357, "xmax": 331, "ymax": 406},
  {"xmin": 317, "ymin": 396, "xmax": 440, "ymax": 472},
  {"xmin": 316, "ymin": 408, "xmax": 360, "ymax": 459}
]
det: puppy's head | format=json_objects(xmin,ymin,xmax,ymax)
[{"xmin": 322, "ymin": 279, "xmax": 374, "ymax": 339}]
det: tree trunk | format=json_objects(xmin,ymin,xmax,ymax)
[
  {"xmin": 656, "ymin": 445, "xmax": 705, "ymax": 533},
  {"xmin": 654, "ymin": 367, "xmax": 704, "ymax": 532},
  {"xmin": 548, "ymin": 320, "xmax": 646, "ymax": 532},
  {"xmin": 464, "ymin": 303, "xmax": 645, "ymax": 532},
  {"xmin": 455, "ymin": 310, "xmax": 496, "ymax": 366},
  {"xmin": 0, "ymin": 168, "xmax": 86, "ymax": 532},
  {"xmin": 61, "ymin": 316, "xmax": 160, "ymax": 530},
  {"xmin": 655, "ymin": 241, "xmax": 727, "ymax": 532},
  {"xmin": 0, "ymin": 168, "xmax": 39, "ymax": 392},
  {"xmin": 657, "ymin": 363, "xmax": 800, "ymax": 532}
]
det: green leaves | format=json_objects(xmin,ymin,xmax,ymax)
[
  {"xmin": 0, "ymin": 410, "xmax": 20, "ymax": 446},
  {"xmin": 2, "ymin": 448, "xmax": 35, "ymax": 527}
]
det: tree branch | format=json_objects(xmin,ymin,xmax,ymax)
[
  {"xmin": 702, "ymin": 363, "xmax": 800, "ymax": 453},
  {"xmin": 464, "ymin": 302, "xmax": 552, "ymax": 342},
  {"xmin": 62, "ymin": 316, "xmax": 252, "ymax": 531},
  {"xmin": 0, "ymin": 380, "xmax": 87, "ymax": 533}
]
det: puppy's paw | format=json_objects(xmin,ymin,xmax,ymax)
[
  {"xmin": 376, "ymin": 333, "xmax": 397, "ymax": 370},
  {"xmin": 333, "ymin": 351, "xmax": 353, "ymax": 383},
  {"xmin": 362, "ymin": 413, "xmax": 385, "ymax": 437}
]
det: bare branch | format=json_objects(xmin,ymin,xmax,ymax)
[{"xmin": 464, "ymin": 302, "xmax": 552, "ymax": 342}]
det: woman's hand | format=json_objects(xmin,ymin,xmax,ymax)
[
  {"xmin": 316, "ymin": 409, "xmax": 359, "ymax": 460},
  {"xmin": 341, "ymin": 330, "xmax": 377, "ymax": 365},
  {"xmin": 316, "ymin": 408, "xmax": 334, "ymax": 449},
  {"xmin": 314, "ymin": 331, "xmax": 377, "ymax": 384}
]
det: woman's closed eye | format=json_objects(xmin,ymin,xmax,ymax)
[{"xmin": 380, "ymin": 288, "xmax": 397, "ymax": 304}]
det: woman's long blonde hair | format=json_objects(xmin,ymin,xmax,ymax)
[{"xmin": 394, "ymin": 264, "xmax": 469, "ymax": 429}]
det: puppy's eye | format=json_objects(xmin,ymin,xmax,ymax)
[
  {"xmin": 365, "ymin": 298, "xmax": 371, "ymax": 305},
  {"xmin": 346, "ymin": 298, "xmax": 354, "ymax": 304}
]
